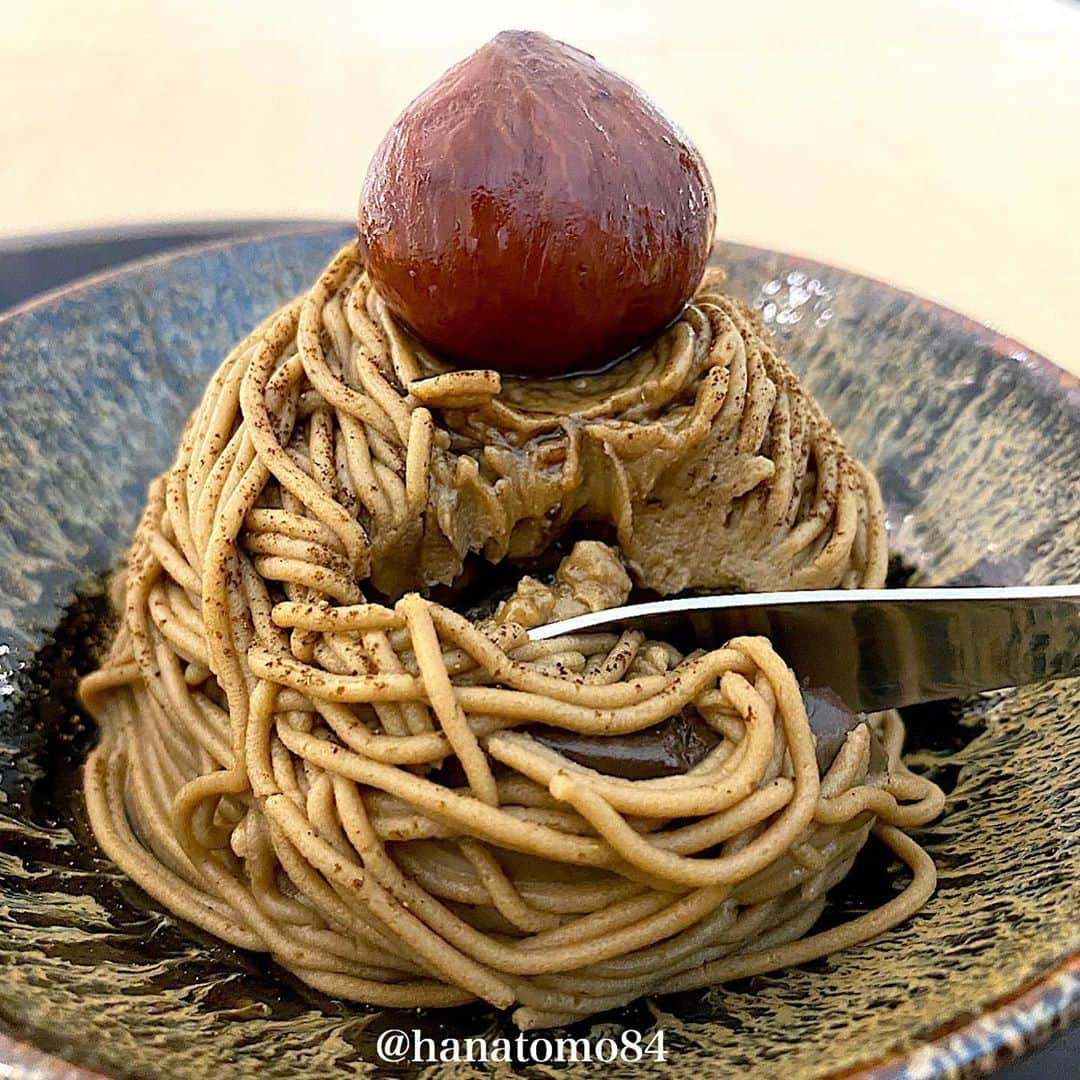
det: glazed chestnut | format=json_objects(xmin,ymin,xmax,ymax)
[{"xmin": 358, "ymin": 30, "xmax": 716, "ymax": 377}]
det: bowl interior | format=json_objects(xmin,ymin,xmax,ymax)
[{"xmin": 1, "ymin": 229, "xmax": 1078, "ymax": 1080}]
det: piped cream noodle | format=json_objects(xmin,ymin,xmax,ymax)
[{"xmin": 80, "ymin": 242, "xmax": 939, "ymax": 1029}]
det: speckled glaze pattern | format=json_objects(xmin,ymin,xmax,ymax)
[{"xmin": 0, "ymin": 227, "xmax": 1077, "ymax": 1080}]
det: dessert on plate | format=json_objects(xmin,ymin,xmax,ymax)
[{"xmin": 79, "ymin": 31, "xmax": 943, "ymax": 1029}]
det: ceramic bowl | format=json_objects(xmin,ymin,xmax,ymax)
[{"xmin": 0, "ymin": 227, "xmax": 1077, "ymax": 1079}]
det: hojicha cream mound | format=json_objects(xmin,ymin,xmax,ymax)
[
  {"xmin": 79, "ymin": 29, "xmax": 939, "ymax": 1031},
  {"xmin": 358, "ymin": 30, "xmax": 716, "ymax": 376}
]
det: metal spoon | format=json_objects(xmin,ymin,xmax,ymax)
[{"xmin": 529, "ymin": 585, "xmax": 1080, "ymax": 713}]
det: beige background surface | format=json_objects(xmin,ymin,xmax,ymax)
[{"xmin": 2, "ymin": 0, "xmax": 1077, "ymax": 374}]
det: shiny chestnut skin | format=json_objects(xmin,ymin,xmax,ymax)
[{"xmin": 358, "ymin": 30, "xmax": 716, "ymax": 377}]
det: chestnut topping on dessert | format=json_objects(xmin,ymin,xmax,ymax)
[{"xmin": 358, "ymin": 30, "xmax": 716, "ymax": 377}]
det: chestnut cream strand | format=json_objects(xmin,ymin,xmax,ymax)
[{"xmin": 79, "ymin": 241, "xmax": 937, "ymax": 1028}]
